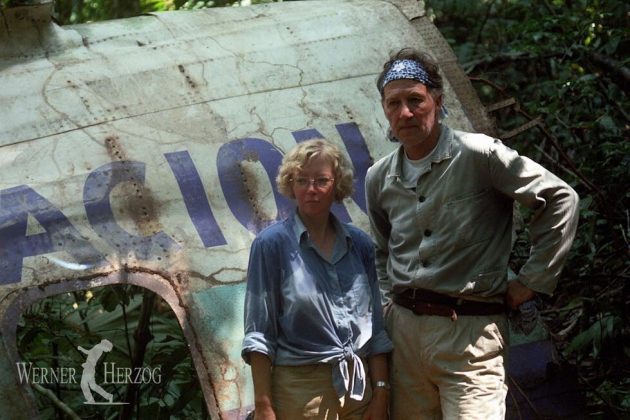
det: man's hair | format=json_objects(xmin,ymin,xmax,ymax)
[
  {"xmin": 377, "ymin": 48, "xmax": 443, "ymax": 97},
  {"xmin": 276, "ymin": 139, "xmax": 354, "ymax": 202}
]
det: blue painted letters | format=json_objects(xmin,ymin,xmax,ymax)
[
  {"xmin": 217, "ymin": 138, "xmax": 292, "ymax": 234},
  {"xmin": 0, "ymin": 122, "xmax": 374, "ymax": 284},
  {"xmin": 165, "ymin": 151, "xmax": 227, "ymax": 247},
  {"xmin": 83, "ymin": 161, "xmax": 180, "ymax": 260},
  {"xmin": 0, "ymin": 185, "xmax": 105, "ymax": 285}
]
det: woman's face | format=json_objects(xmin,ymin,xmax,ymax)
[{"xmin": 291, "ymin": 155, "xmax": 336, "ymax": 220}]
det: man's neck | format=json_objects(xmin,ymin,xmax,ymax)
[{"xmin": 404, "ymin": 124, "xmax": 441, "ymax": 160}]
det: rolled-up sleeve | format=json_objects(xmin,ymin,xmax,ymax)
[
  {"xmin": 241, "ymin": 237, "xmax": 281, "ymax": 364},
  {"xmin": 489, "ymin": 139, "xmax": 579, "ymax": 295}
]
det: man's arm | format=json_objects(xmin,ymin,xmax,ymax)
[
  {"xmin": 489, "ymin": 140, "xmax": 580, "ymax": 300},
  {"xmin": 365, "ymin": 167, "xmax": 393, "ymax": 304},
  {"xmin": 505, "ymin": 278, "xmax": 537, "ymax": 309}
]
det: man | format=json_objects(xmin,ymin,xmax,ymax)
[{"xmin": 365, "ymin": 48, "xmax": 579, "ymax": 419}]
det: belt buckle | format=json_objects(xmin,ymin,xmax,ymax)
[
  {"xmin": 450, "ymin": 308, "xmax": 458, "ymax": 322},
  {"xmin": 451, "ymin": 297, "xmax": 462, "ymax": 321}
]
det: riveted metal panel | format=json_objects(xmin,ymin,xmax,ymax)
[{"xmin": 0, "ymin": 1, "xmax": 480, "ymax": 418}]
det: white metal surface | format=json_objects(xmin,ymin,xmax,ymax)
[{"xmin": 0, "ymin": 1, "xmax": 480, "ymax": 417}]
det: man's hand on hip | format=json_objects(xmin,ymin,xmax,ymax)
[{"xmin": 505, "ymin": 280, "xmax": 536, "ymax": 310}]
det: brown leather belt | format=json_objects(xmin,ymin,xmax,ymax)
[{"xmin": 393, "ymin": 288, "xmax": 506, "ymax": 321}]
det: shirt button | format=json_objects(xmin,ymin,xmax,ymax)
[
  {"xmin": 418, "ymin": 195, "xmax": 426, "ymax": 202},
  {"xmin": 424, "ymin": 229, "xmax": 432, "ymax": 236}
]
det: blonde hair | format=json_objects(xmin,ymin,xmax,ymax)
[{"xmin": 276, "ymin": 139, "xmax": 354, "ymax": 202}]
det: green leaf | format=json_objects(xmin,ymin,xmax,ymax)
[
  {"xmin": 565, "ymin": 314, "xmax": 620, "ymax": 357},
  {"xmin": 597, "ymin": 115, "xmax": 618, "ymax": 133}
]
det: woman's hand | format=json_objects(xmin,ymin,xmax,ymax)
[
  {"xmin": 253, "ymin": 402, "xmax": 277, "ymax": 420},
  {"xmin": 362, "ymin": 387, "xmax": 389, "ymax": 420}
]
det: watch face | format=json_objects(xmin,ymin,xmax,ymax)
[{"xmin": 375, "ymin": 380, "xmax": 390, "ymax": 390}]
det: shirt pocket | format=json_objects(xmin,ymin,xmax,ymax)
[{"xmin": 443, "ymin": 189, "xmax": 494, "ymax": 249}]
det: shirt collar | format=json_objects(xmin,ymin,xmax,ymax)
[
  {"xmin": 387, "ymin": 123, "xmax": 454, "ymax": 180},
  {"xmin": 289, "ymin": 210, "xmax": 352, "ymax": 247}
]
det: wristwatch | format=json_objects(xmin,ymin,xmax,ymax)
[{"xmin": 374, "ymin": 380, "xmax": 390, "ymax": 390}]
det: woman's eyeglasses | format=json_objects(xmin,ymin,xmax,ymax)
[{"xmin": 292, "ymin": 177, "xmax": 334, "ymax": 189}]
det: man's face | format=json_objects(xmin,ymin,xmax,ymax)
[{"xmin": 382, "ymin": 79, "xmax": 442, "ymax": 155}]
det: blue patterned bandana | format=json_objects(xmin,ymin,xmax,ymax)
[{"xmin": 381, "ymin": 59, "xmax": 435, "ymax": 91}]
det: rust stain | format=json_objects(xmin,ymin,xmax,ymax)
[
  {"xmin": 177, "ymin": 64, "xmax": 197, "ymax": 90},
  {"xmin": 242, "ymin": 150, "xmax": 260, "ymax": 162},
  {"xmin": 105, "ymin": 135, "xmax": 126, "ymax": 161},
  {"xmin": 129, "ymin": 267, "xmax": 224, "ymax": 417},
  {"xmin": 104, "ymin": 136, "xmax": 164, "ymax": 242},
  {"xmin": 184, "ymin": 267, "xmax": 247, "ymax": 286},
  {"xmin": 343, "ymin": 104, "xmax": 355, "ymax": 121},
  {"xmin": 239, "ymin": 162, "xmax": 275, "ymax": 229}
]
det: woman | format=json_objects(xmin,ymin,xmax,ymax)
[{"xmin": 242, "ymin": 139, "xmax": 392, "ymax": 419}]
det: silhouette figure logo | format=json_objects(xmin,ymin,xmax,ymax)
[{"xmin": 78, "ymin": 339, "xmax": 127, "ymax": 405}]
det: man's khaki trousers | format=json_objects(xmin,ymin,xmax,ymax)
[{"xmin": 385, "ymin": 302, "xmax": 508, "ymax": 420}]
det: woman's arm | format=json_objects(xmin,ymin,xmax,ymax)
[
  {"xmin": 250, "ymin": 352, "xmax": 276, "ymax": 420},
  {"xmin": 363, "ymin": 353, "xmax": 389, "ymax": 419}
]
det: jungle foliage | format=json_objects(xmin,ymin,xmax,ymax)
[
  {"xmin": 426, "ymin": 0, "xmax": 629, "ymax": 417},
  {"xmin": 1, "ymin": 0, "xmax": 282, "ymax": 25},
  {"xmin": 18, "ymin": 286, "xmax": 209, "ymax": 419}
]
